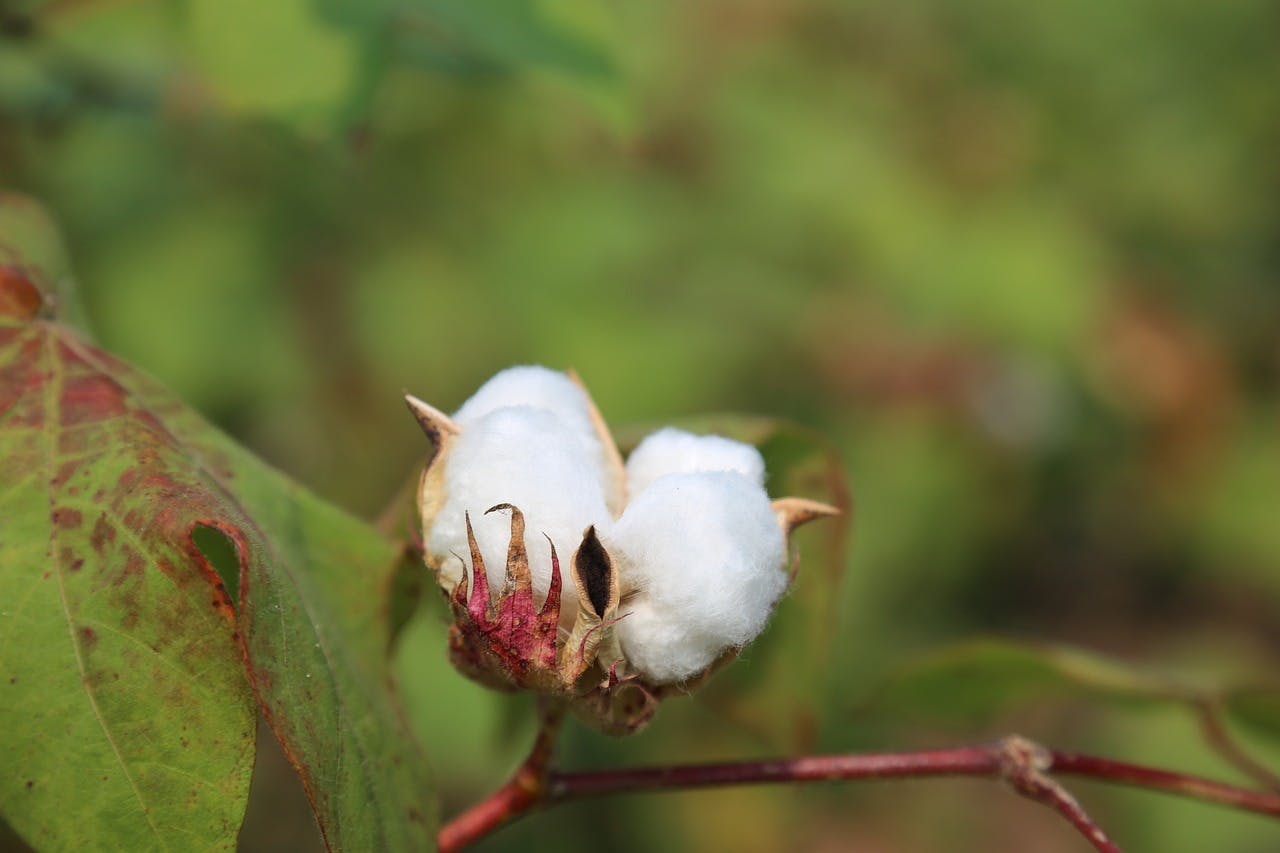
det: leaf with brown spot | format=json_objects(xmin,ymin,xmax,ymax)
[{"xmin": 0, "ymin": 195, "xmax": 435, "ymax": 850}]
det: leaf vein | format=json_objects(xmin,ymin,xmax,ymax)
[{"xmin": 42, "ymin": 329, "xmax": 169, "ymax": 850}]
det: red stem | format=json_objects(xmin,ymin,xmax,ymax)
[
  {"xmin": 996, "ymin": 737, "xmax": 1122, "ymax": 853},
  {"xmin": 437, "ymin": 778, "xmax": 542, "ymax": 853},
  {"xmin": 438, "ymin": 729, "xmax": 1280, "ymax": 852},
  {"xmin": 547, "ymin": 746, "xmax": 996, "ymax": 796},
  {"xmin": 1050, "ymin": 752, "xmax": 1280, "ymax": 816}
]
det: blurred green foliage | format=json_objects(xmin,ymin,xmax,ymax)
[{"xmin": 4, "ymin": 0, "xmax": 1280, "ymax": 849}]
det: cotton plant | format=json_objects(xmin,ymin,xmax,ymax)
[{"xmin": 405, "ymin": 366, "xmax": 837, "ymax": 734}]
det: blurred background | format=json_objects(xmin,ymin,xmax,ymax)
[{"xmin": 3, "ymin": 0, "xmax": 1280, "ymax": 849}]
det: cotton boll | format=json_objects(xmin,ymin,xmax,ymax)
[
  {"xmin": 625, "ymin": 427, "xmax": 766, "ymax": 500},
  {"xmin": 427, "ymin": 406, "xmax": 611, "ymax": 611},
  {"xmin": 453, "ymin": 365, "xmax": 599, "ymax": 447},
  {"xmin": 607, "ymin": 471, "xmax": 788, "ymax": 683}
]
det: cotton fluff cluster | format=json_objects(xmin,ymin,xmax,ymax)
[
  {"xmin": 452, "ymin": 365, "xmax": 602, "ymax": 450},
  {"xmin": 425, "ymin": 366, "xmax": 790, "ymax": 686},
  {"xmin": 608, "ymin": 466, "xmax": 786, "ymax": 684},
  {"xmin": 426, "ymin": 368, "xmax": 613, "ymax": 610},
  {"xmin": 625, "ymin": 427, "xmax": 767, "ymax": 499}
]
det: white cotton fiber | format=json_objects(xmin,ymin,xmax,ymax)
[
  {"xmin": 606, "ymin": 471, "xmax": 787, "ymax": 683},
  {"xmin": 427, "ymin": 406, "xmax": 611, "ymax": 610},
  {"xmin": 625, "ymin": 428, "xmax": 766, "ymax": 501},
  {"xmin": 453, "ymin": 366, "xmax": 600, "ymax": 448},
  {"xmin": 609, "ymin": 596, "xmax": 712, "ymax": 685}
]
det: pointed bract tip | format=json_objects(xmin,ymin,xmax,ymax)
[
  {"xmin": 563, "ymin": 369, "xmax": 628, "ymax": 515},
  {"xmin": 772, "ymin": 497, "xmax": 841, "ymax": 535},
  {"xmin": 404, "ymin": 393, "xmax": 461, "ymax": 442}
]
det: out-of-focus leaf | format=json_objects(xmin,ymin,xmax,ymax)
[
  {"xmin": 185, "ymin": 0, "xmax": 360, "ymax": 124},
  {"xmin": 419, "ymin": 0, "xmax": 613, "ymax": 77},
  {"xmin": 0, "ymin": 193, "xmax": 68, "ymax": 286},
  {"xmin": 867, "ymin": 638, "xmax": 1191, "ymax": 725},
  {"xmin": 317, "ymin": 0, "xmax": 614, "ymax": 79},
  {"xmin": 1192, "ymin": 419, "xmax": 1280, "ymax": 595},
  {"xmin": 0, "ymin": 194, "xmax": 88, "ymax": 328},
  {"xmin": 1225, "ymin": 687, "xmax": 1280, "ymax": 742},
  {"xmin": 39, "ymin": 1, "xmax": 182, "ymax": 92},
  {"xmin": 868, "ymin": 637, "xmax": 1280, "ymax": 752},
  {"xmin": 0, "ymin": 197, "xmax": 436, "ymax": 849},
  {"xmin": 2, "ymin": 0, "xmax": 48, "ymax": 19},
  {"xmin": 0, "ymin": 43, "xmax": 71, "ymax": 116},
  {"xmin": 87, "ymin": 204, "xmax": 306, "ymax": 414}
]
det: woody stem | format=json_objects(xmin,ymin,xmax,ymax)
[{"xmin": 437, "ymin": 726, "xmax": 1280, "ymax": 852}]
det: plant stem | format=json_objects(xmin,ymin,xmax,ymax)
[
  {"xmin": 437, "ymin": 727, "xmax": 1280, "ymax": 852},
  {"xmin": 1050, "ymin": 751, "xmax": 1280, "ymax": 814},
  {"xmin": 995, "ymin": 737, "xmax": 1121, "ymax": 853}
]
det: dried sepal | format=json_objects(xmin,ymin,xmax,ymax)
[
  {"xmin": 406, "ymin": 393, "xmax": 461, "ymax": 586},
  {"xmin": 570, "ymin": 661, "xmax": 659, "ymax": 736},
  {"xmin": 404, "ymin": 393, "xmax": 461, "ymax": 450},
  {"xmin": 439, "ymin": 505, "xmax": 665, "ymax": 734},
  {"xmin": 567, "ymin": 368, "xmax": 626, "ymax": 514},
  {"xmin": 772, "ymin": 496, "xmax": 841, "ymax": 537},
  {"xmin": 560, "ymin": 525, "xmax": 622, "ymax": 685},
  {"xmin": 445, "ymin": 506, "xmax": 561, "ymax": 690}
]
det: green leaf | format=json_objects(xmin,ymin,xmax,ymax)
[
  {"xmin": 0, "ymin": 240, "xmax": 255, "ymax": 848},
  {"xmin": 0, "ymin": 193, "xmax": 86, "ymax": 328},
  {"xmin": 419, "ymin": 0, "xmax": 613, "ymax": 77},
  {"xmin": 0, "ymin": 42, "xmax": 72, "ymax": 118},
  {"xmin": 1, "ymin": 0, "xmax": 49, "ymax": 17},
  {"xmin": 316, "ymin": 0, "xmax": 614, "ymax": 79},
  {"xmin": 0, "ymin": 197, "xmax": 436, "ymax": 849},
  {"xmin": 863, "ymin": 636, "xmax": 1280, "ymax": 782},
  {"xmin": 185, "ymin": 0, "xmax": 362, "ymax": 125},
  {"xmin": 0, "ymin": 195, "xmax": 67, "ymax": 282},
  {"xmin": 867, "ymin": 638, "xmax": 1192, "ymax": 725},
  {"xmin": 171, "ymin": 410, "xmax": 438, "ymax": 850},
  {"xmin": 1225, "ymin": 686, "xmax": 1280, "ymax": 742}
]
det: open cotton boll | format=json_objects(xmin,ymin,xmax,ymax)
[
  {"xmin": 625, "ymin": 427, "xmax": 766, "ymax": 501},
  {"xmin": 607, "ymin": 471, "xmax": 787, "ymax": 683},
  {"xmin": 453, "ymin": 365, "xmax": 600, "ymax": 448},
  {"xmin": 426, "ymin": 406, "xmax": 611, "ymax": 611}
]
